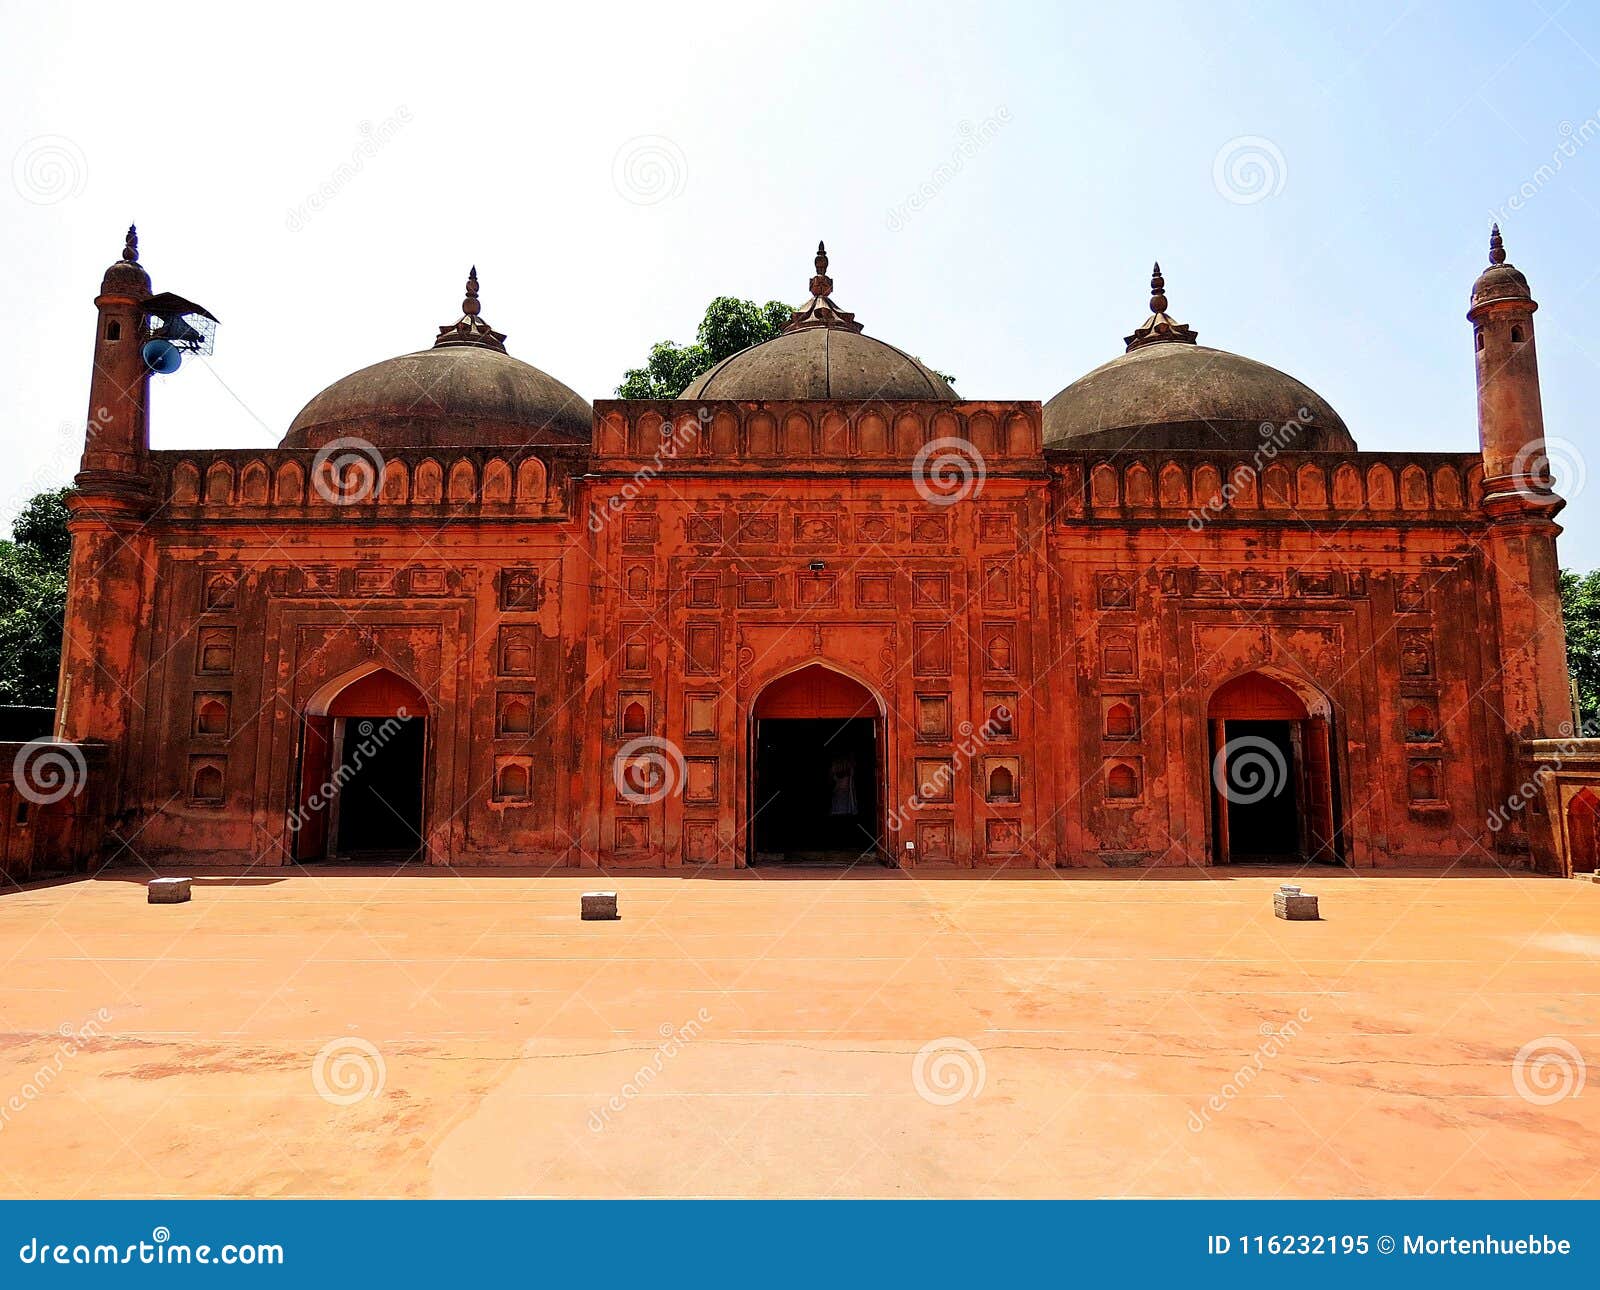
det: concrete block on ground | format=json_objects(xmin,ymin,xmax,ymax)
[
  {"xmin": 581, "ymin": 891, "xmax": 619, "ymax": 920},
  {"xmin": 1273, "ymin": 884, "xmax": 1319, "ymax": 921},
  {"xmin": 148, "ymin": 877, "xmax": 192, "ymax": 904}
]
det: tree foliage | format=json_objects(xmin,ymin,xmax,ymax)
[
  {"xmin": 617, "ymin": 297, "xmax": 793, "ymax": 399},
  {"xmin": 0, "ymin": 488, "xmax": 71, "ymax": 706},
  {"xmin": 1561, "ymin": 568, "xmax": 1600, "ymax": 731}
]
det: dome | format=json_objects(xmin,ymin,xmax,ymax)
[
  {"xmin": 100, "ymin": 225, "xmax": 151, "ymax": 297},
  {"xmin": 281, "ymin": 269, "xmax": 591, "ymax": 450},
  {"xmin": 1043, "ymin": 264, "xmax": 1355, "ymax": 452},
  {"xmin": 681, "ymin": 243, "xmax": 956, "ymax": 403},
  {"xmin": 1470, "ymin": 224, "xmax": 1533, "ymax": 311}
]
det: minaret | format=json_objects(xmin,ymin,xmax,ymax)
[
  {"xmin": 1467, "ymin": 226, "xmax": 1573, "ymax": 866},
  {"xmin": 55, "ymin": 227, "xmax": 160, "ymax": 773},
  {"xmin": 78, "ymin": 224, "xmax": 154, "ymax": 483}
]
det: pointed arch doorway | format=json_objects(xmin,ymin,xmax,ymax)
[
  {"xmin": 750, "ymin": 665, "xmax": 883, "ymax": 865},
  {"xmin": 1207, "ymin": 671, "xmax": 1341, "ymax": 865},
  {"xmin": 292, "ymin": 667, "xmax": 429, "ymax": 862}
]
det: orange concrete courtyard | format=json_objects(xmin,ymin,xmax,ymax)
[{"xmin": 0, "ymin": 866, "xmax": 1595, "ymax": 1198}]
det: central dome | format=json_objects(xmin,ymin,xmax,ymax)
[
  {"xmin": 281, "ymin": 269, "xmax": 591, "ymax": 450},
  {"xmin": 681, "ymin": 243, "xmax": 956, "ymax": 402},
  {"xmin": 1043, "ymin": 265, "xmax": 1355, "ymax": 452}
]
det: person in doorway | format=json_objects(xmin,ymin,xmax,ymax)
[{"xmin": 829, "ymin": 754, "xmax": 857, "ymax": 849}]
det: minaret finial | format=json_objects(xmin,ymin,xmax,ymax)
[
  {"xmin": 123, "ymin": 224, "xmax": 139, "ymax": 263},
  {"xmin": 1149, "ymin": 261, "xmax": 1167, "ymax": 313},
  {"xmin": 1488, "ymin": 223, "xmax": 1506, "ymax": 266},
  {"xmin": 463, "ymin": 265, "xmax": 481, "ymax": 317}
]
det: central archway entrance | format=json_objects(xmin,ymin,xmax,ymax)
[
  {"xmin": 750, "ymin": 665, "xmax": 882, "ymax": 866},
  {"xmin": 1207, "ymin": 671, "xmax": 1340, "ymax": 865},
  {"xmin": 292, "ymin": 667, "xmax": 429, "ymax": 863}
]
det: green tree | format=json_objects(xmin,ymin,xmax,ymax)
[
  {"xmin": 617, "ymin": 297, "xmax": 793, "ymax": 399},
  {"xmin": 1561, "ymin": 568, "xmax": 1600, "ymax": 731},
  {"xmin": 0, "ymin": 488, "xmax": 72, "ymax": 706}
]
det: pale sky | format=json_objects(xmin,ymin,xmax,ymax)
[{"xmin": 5, "ymin": 0, "xmax": 1600, "ymax": 556}]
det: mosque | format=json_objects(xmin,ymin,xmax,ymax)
[{"xmin": 9, "ymin": 225, "xmax": 1588, "ymax": 876}]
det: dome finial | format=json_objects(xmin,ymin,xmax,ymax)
[
  {"xmin": 1488, "ymin": 223, "xmax": 1506, "ymax": 266},
  {"xmin": 1125, "ymin": 258, "xmax": 1197, "ymax": 352},
  {"xmin": 433, "ymin": 263, "xmax": 506, "ymax": 352},
  {"xmin": 123, "ymin": 224, "xmax": 139, "ymax": 264},
  {"xmin": 784, "ymin": 238, "xmax": 863, "ymax": 334}
]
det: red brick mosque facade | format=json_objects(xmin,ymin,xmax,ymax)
[{"xmin": 13, "ymin": 228, "xmax": 1587, "ymax": 876}]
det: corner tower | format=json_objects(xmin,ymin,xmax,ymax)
[
  {"xmin": 55, "ymin": 228, "xmax": 160, "ymax": 779},
  {"xmin": 1468, "ymin": 226, "xmax": 1573, "ymax": 865}
]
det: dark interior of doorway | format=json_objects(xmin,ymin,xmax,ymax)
[
  {"xmin": 334, "ymin": 717, "xmax": 426, "ymax": 859},
  {"xmin": 1222, "ymin": 719, "xmax": 1299, "ymax": 862},
  {"xmin": 753, "ymin": 717, "xmax": 878, "ymax": 864}
]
